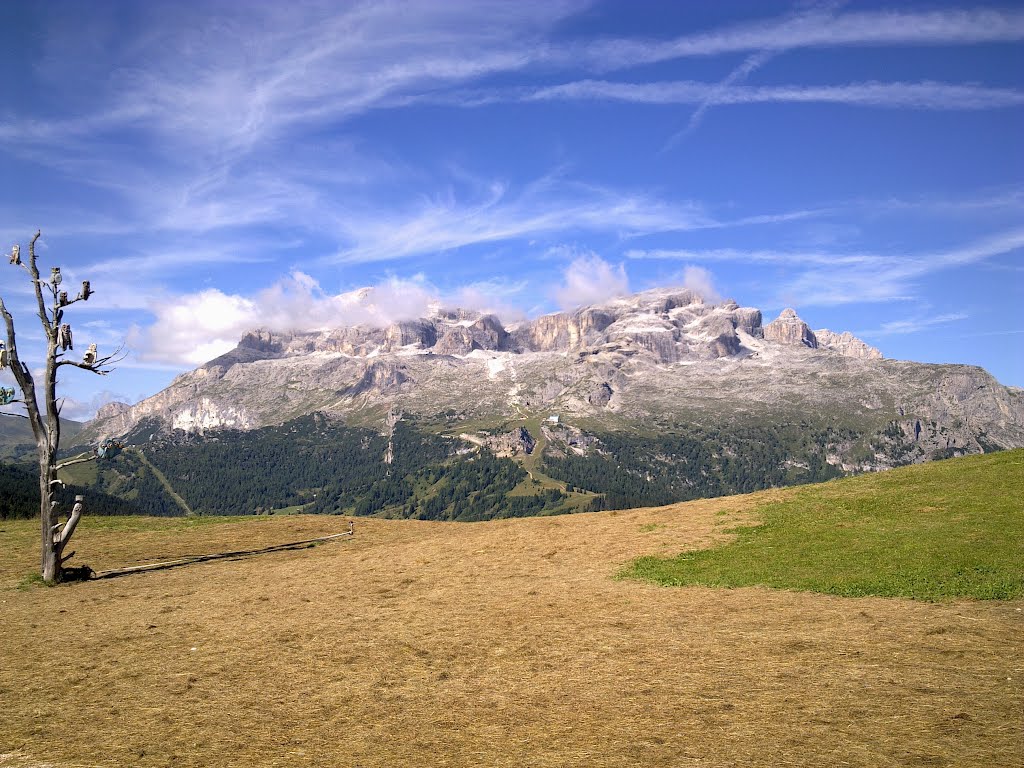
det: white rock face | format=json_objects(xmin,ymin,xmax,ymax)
[{"xmin": 171, "ymin": 398, "xmax": 256, "ymax": 432}]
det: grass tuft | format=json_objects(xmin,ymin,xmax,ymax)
[
  {"xmin": 623, "ymin": 449, "xmax": 1024, "ymax": 600},
  {"xmin": 16, "ymin": 572, "xmax": 50, "ymax": 590}
]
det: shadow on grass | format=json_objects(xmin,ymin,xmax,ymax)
[{"xmin": 90, "ymin": 526, "xmax": 354, "ymax": 580}]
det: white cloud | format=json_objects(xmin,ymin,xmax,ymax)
[
  {"xmin": 449, "ymin": 279, "xmax": 529, "ymax": 322},
  {"xmin": 133, "ymin": 271, "xmax": 534, "ymax": 366},
  {"xmin": 680, "ymin": 266, "xmax": 721, "ymax": 303},
  {"xmin": 553, "ymin": 253, "xmax": 629, "ymax": 310},
  {"xmin": 136, "ymin": 288, "xmax": 260, "ymax": 366}
]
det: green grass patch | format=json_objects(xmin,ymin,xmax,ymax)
[
  {"xmin": 623, "ymin": 449, "xmax": 1024, "ymax": 600},
  {"xmin": 267, "ymin": 502, "xmax": 316, "ymax": 515},
  {"xmin": 16, "ymin": 572, "xmax": 51, "ymax": 590}
]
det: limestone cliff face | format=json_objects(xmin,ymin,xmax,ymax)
[
  {"xmin": 815, "ymin": 329, "xmax": 883, "ymax": 360},
  {"xmin": 764, "ymin": 309, "xmax": 818, "ymax": 348},
  {"xmin": 606, "ymin": 315, "xmax": 680, "ymax": 363},
  {"xmin": 384, "ymin": 321, "xmax": 437, "ymax": 351},
  {"xmin": 470, "ymin": 315, "xmax": 509, "ymax": 350},
  {"xmin": 435, "ymin": 326, "xmax": 476, "ymax": 356},
  {"xmin": 695, "ymin": 315, "xmax": 740, "ymax": 359},
  {"xmin": 513, "ymin": 307, "xmax": 617, "ymax": 352},
  {"xmin": 171, "ymin": 398, "xmax": 256, "ymax": 432},
  {"xmin": 78, "ymin": 287, "xmax": 1024, "ymax": 470},
  {"xmin": 732, "ymin": 307, "xmax": 763, "ymax": 337},
  {"xmin": 348, "ymin": 360, "xmax": 409, "ymax": 396}
]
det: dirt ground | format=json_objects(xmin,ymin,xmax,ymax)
[{"xmin": 1, "ymin": 490, "xmax": 1021, "ymax": 767}]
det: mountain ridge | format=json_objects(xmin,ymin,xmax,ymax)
[{"xmin": 79, "ymin": 286, "xmax": 1024, "ymax": 474}]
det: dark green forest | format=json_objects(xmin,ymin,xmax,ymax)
[
  {"xmin": 3, "ymin": 413, "xmax": 863, "ymax": 522},
  {"xmin": 0, "ymin": 461, "xmax": 158, "ymax": 520},
  {"xmin": 109, "ymin": 414, "xmax": 569, "ymax": 521},
  {"xmin": 546, "ymin": 423, "xmax": 848, "ymax": 510}
]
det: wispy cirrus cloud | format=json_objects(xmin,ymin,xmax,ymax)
[
  {"xmin": 583, "ymin": 7, "xmax": 1024, "ymax": 68},
  {"xmin": 778, "ymin": 228, "xmax": 1024, "ymax": 305},
  {"xmin": 662, "ymin": 0, "xmax": 847, "ymax": 147},
  {"xmin": 6, "ymin": 2, "xmax": 583, "ymax": 155},
  {"xmin": 6, "ymin": 4, "xmax": 1020, "ymax": 162},
  {"xmin": 319, "ymin": 173, "xmax": 834, "ymax": 266},
  {"xmin": 325, "ymin": 177, "xmax": 717, "ymax": 265},
  {"xmin": 626, "ymin": 246, "xmax": 882, "ymax": 267},
  {"xmin": 629, "ymin": 228, "xmax": 1024, "ymax": 306},
  {"xmin": 2, "ymin": 2, "xmax": 1019, "ymax": 268},
  {"xmin": 858, "ymin": 312, "xmax": 969, "ymax": 338},
  {"xmin": 528, "ymin": 79, "xmax": 1024, "ymax": 110}
]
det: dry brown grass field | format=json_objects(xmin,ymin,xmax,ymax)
[{"xmin": 1, "ymin": 487, "xmax": 1021, "ymax": 767}]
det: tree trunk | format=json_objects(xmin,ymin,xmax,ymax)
[{"xmin": 40, "ymin": 455, "xmax": 59, "ymax": 582}]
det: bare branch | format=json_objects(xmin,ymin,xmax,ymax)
[
  {"xmin": 25, "ymin": 231, "xmax": 53, "ymax": 338},
  {"xmin": 55, "ymin": 360, "xmax": 112, "ymax": 375},
  {"xmin": 55, "ymin": 293, "xmax": 90, "ymax": 310},
  {"xmin": 55, "ymin": 345, "xmax": 127, "ymax": 375}
]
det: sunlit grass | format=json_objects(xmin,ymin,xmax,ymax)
[{"xmin": 624, "ymin": 449, "xmax": 1024, "ymax": 600}]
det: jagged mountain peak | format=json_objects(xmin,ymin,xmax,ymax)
[{"xmin": 214, "ymin": 287, "xmax": 783, "ymax": 364}]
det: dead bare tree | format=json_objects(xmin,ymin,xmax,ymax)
[{"xmin": 1, "ymin": 231, "xmax": 121, "ymax": 582}]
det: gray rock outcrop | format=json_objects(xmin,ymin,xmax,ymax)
[
  {"xmin": 435, "ymin": 327, "xmax": 477, "ymax": 356},
  {"xmin": 815, "ymin": 329, "xmax": 883, "ymax": 360},
  {"xmin": 483, "ymin": 427, "xmax": 536, "ymax": 457},
  {"xmin": 764, "ymin": 309, "xmax": 818, "ymax": 348},
  {"xmin": 384, "ymin": 320, "xmax": 437, "ymax": 351}
]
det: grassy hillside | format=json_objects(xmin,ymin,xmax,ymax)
[
  {"xmin": 0, "ymin": 451, "xmax": 1020, "ymax": 767},
  {"xmin": 0, "ymin": 415, "xmax": 83, "ymax": 460},
  {"xmin": 625, "ymin": 449, "xmax": 1024, "ymax": 600}
]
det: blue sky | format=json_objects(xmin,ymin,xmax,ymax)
[{"xmin": 1, "ymin": 0, "xmax": 1022, "ymax": 419}]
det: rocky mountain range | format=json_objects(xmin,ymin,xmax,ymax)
[{"xmin": 81, "ymin": 287, "xmax": 1024, "ymax": 473}]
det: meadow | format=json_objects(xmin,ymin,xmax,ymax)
[{"xmin": 1, "ymin": 451, "xmax": 1021, "ymax": 767}]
